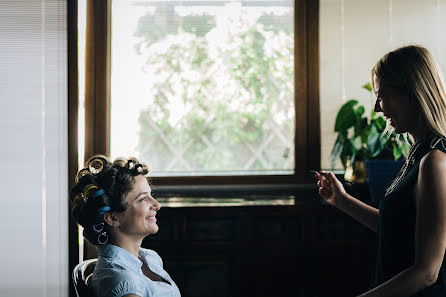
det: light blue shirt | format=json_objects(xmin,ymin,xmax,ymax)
[{"xmin": 91, "ymin": 244, "xmax": 181, "ymax": 297}]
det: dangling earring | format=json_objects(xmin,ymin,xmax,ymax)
[
  {"xmin": 97, "ymin": 232, "xmax": 108, "ymax": 245},
  {"xmin": 93, "ymin": 222, "xmax": 104, "ymax": 232}
]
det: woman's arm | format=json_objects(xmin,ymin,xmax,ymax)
[
  {"xmin": 318, "ymin": 172, "xmax": 379, "ymax": 232},
  {"xmin": 333, "ymin": 191, "xmax": 380, "ymax": 232},
  {"xmin": 357, "ymin": 149, "xmax": 446, "ymax": 296}
]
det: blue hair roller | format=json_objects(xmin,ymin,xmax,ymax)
[
  {"xmin": 92, "ymin": 189, "xmax": 105, "ymax": 198},
  {"xmin": 97, "ymin": 206, "xmax": 111, "ymax": 215}
]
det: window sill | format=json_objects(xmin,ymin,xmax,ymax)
[
  {"xmin": 157, "ymin": 197, "xmax": 296, "ymax": 207},
  {"xmin": 153, "ymin": 183, "xmax": 320, "ymax": 207}
]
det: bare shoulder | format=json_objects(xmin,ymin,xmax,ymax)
[
  {"xmin": 420, "ymin": 149, "xmax": 446, "ymax": 174},
  {"xmin": 418, "ymin": 149, "xmax": 446, "ymax": 197}
]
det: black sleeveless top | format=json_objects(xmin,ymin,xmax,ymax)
[{"xmin": 371, "ymin": 137, "xmax": 446, "ymax": 296}]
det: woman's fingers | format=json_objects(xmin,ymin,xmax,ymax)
[
  {"xmin": 319, "ymin": 175, "xmax": 331, "ymax": 188},
  {"xmin": 315, "ymin": 171, "xmax": 337, "ymax": 201},
  {"xmin": 324, "ymin": 171, "xmax": 342, "ymax": 187},
  {"xmin": 318, "ymin": 186, "xmax": 326, "ymax": 197},
  {"xmin": 317, "ymin": 177, "xmax": 331, "ymax": 191},
  {"xmin": 321, "ymin": 171, "xmax": 344, "ymax": 189},
  {"xmin": 319, "ymin": 186, "xmax": 332, "ymax": 199}
]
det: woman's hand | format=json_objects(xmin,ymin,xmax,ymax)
[
  {"xmin": 315, "ymin": 171, "xmax": 347, "ymax": 207},
  {"xmin": 314, "ymin": 170, "xmax": 379, "ymax": 232}
]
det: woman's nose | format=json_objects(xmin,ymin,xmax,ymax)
[
  {"xmin": 151, "ymin": 198, "xmax": 161, "ymax": 211},
  {"xmin": 374, "ymin": 99, "xmax": 382, "ymax": 112}
]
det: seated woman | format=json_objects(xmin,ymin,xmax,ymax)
[{"xmin": 70, "ymin": 155, "xmax": 181, "ymax": 297}]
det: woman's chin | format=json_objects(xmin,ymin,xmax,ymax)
[
  {"xmin": 147, "ymin": 224, "xmax": 159, "ymax": 235},
  {"xmin": 390, "ymin": 121, "xmax": 403, "ymax": 133}
]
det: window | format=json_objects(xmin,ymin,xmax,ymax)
[{"xmin": 82, "ymin": 0, "xmax": 319, "ymax": 185}]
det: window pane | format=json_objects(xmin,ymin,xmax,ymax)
[{"xmin": 110, "ymin": 0, "xmax": 294, "ymax": 176}]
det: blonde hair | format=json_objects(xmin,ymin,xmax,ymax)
[{"xmin": 371, "ymin": 45, "xmax": 446, "ymax": 138}]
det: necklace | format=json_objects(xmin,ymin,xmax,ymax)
[{"xmin": 385, "ymin": 139, "xmax": 424, "ymax": 196}]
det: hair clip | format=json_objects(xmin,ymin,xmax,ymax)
[
  {"xmin": 88, "ymin": 158, "xmax": 105, "ymax": 174},
  {"xmin": 97, "ymin": 206, "xmax": 111, "ymax": 215},
  {"xmin": 74, "ymin": 193, "xmax": 87, "ymax": 205},
  {"xmin": 92, "ymin": 189, "xmax": 105, "ymax": 198},
  {"xmin": 83, "ymin": 184, "xmax": 99, "ymax": 197},
  {"xmin": 97, "ymin": 232, "xmax": 108, "ymax": 245},
  {"xmin": 127, "ymin": 160, "xmax": 135, "ymax": 170},
  {"xmin": 135, "ymin": 164, "xmax": 143, "ymax": 173},
  {"xmin": 76, "ymin": 168, "xmax": 92, "ymax": 181}
]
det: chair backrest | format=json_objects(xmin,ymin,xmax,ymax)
[{"xmin": 72, "ymin": 258, "xmax": 98, "ymax": 297}]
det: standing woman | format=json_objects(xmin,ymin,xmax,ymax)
[
  {"xmin": 71, "ymin": 155, "xmax": 181, "ymax": 297},
  {"xmin": 317, "ymin": 45, "xmax": 446, "ymax": 296}
]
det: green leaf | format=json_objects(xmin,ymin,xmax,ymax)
[
  {"xmin": 362, "ymin": 82, "xmax": 372, "ymax": 92},
  {"xmin": 394, "ymin": 139, "xmax": 411, "ymax": 160},
  {"xmin": 331, "ymin": 134, "xmax": 344, "ymax": 168},
  {"xmin": 347, "ymin": 139, "xmax": 357, "ymax": 165},
  {"xmin": 341, "ymin": 138, "xmax": 356, "ymax": 168},
  {"xmin": 359, "ymin": 123, "xmax": 370, "ymax": 144},
  {"xmin": 353, "ymin": 136, "xmax": 362, "ymax": 151},
  {"xmin": 367, "ymin": 125, "xmax": 382, "ymax": 157},
  {"xmin": 393, "ymin": 143, "xmax": 403, "ymax": 160},
  {"xmin": 334, "ymin": 99, "xmax": 358, "ymax": 132},
  {"xmin": 350, "ymin": 152, "xmax": 356, "ymax": 165},
  {"xmin": 374, "ymin": 116, "xmax": 386, "ymax": 131},
  {"xmin": 347, "ymin": 138, "xmax": 358, "ymax": 156},
  {"xmin": 355, "ymin": 106, "xmax": 365, "ymax": 118},
  {"xmin": 401, "ymin": 142, "xmax": 411, "ymax": 157}
]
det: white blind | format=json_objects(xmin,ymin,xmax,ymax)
[{"xmin": 0, "ymin": 1, "xmax": 68, "ymax": 296}]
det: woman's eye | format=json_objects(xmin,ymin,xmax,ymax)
[{"xmin": 139, "ymin": 196, "xmax": 147, "ymax": 202}]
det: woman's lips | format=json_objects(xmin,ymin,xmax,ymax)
[{"xmin": 145, "ymin": 216, "xmax": 157, "ymax": 222}]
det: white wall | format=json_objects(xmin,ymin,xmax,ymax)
[
  {"xmin": 0, "ymin": 1, "xmax": 68, "ymax": 296},
  {"xmin": 320, "ymin": 0, "xmax": 446, "ymax": 169}
]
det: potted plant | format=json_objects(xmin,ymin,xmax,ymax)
[{"xmin": 331, "ymin": 83, "xmax": 411, "ymax": 201}]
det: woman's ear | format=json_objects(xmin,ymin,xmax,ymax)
[{"xmin": 104, "ymin": 211, "xmax": 121, "ymax": 227}]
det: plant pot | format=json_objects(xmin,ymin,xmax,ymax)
[
  {"xmin": 344, "ymin": 159, "xmax": 367, "ymax": 184},
  {"xmin": 365, "ymin": 159, "xmax": 404, "ymax": 203}
]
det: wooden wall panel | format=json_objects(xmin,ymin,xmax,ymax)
[{"xmin": 143, "ymin": 200, "xmax": 377, "ymax": 297}]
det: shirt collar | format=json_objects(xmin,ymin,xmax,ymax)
[{"xmin": 97, "ymin": 244, "xmax": 143, "ymax": 272}]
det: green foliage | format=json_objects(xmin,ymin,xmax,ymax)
[
  {"xmin": 136, "ymin": 6, "xmax": 294, "ymax": 172},
  {"xmin": 331, "ymin": 83, "xmax": 411, "ymax": 169},
  {"xmin": 134, "ymin": 5, "xmax": 216, "ymax": 51}
]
